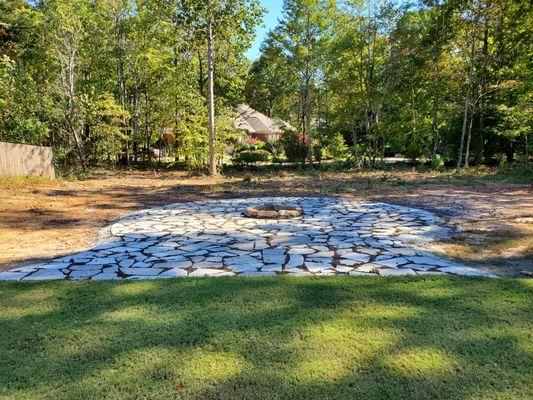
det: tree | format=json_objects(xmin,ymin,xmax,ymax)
[{"xmin": 274, "ymin": 0, "xmax": 334, "ymax": 165}]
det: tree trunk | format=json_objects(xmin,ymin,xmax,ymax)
[
  {"xmin": 132, "ymin": 90, "xmax": 139, "ymax": 162},
  {"xmin": 304, "ymin": 74, "xmax": 313, "ymax": 166},
  {"xmin": 431, "ymin": 45, "xmax": 441, "ymax": 160},
  {"xmin": 115, "ymin": 14, "xmax": 129, "ymax": 166},
  {"xmin": 431, "ymin": 8, "xmax": 441, "ymax": 162},
  {"xmin": 456, "ymin": 9, "xmax": 478, "ymax": 173},
  {"xmin": 65, "ymin": 49, "xmax": 86, "ymax": 170},
  {"xmin": 464, "ymin": 110, "xmax": 475, "ymax": 167},
  {"xmin": 479, "ymin": 1, "xmax": 490, "ymax": 161},
  {"xmin": 207, "ymin": 18, "xmax": 216, "ymax": 176}
]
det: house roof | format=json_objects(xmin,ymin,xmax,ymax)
[{"xmin": 234, "ymin": 104, "xmax": 293, "ymax": 135}]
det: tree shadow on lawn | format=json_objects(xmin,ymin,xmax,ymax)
[{"xmin": 0, "ymin": 276, "xmax": 531, "ymax": 399}]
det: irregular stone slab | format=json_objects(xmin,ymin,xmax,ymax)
[
  {"xmin": 262, "ymin": 249, "xmax": 286, "ymax": 265},
  {"xmin": 69, "ymin": 269, "xmax": 101, "ymax": 280},
  {"xmin": 119, "ymin": 259, "xmax": 135, "ymax": 268},
  {"xmin": 0, "ymin": 271, "xmax": 28, "ymax": 281},
  {"xmin": 23, "ymin": 269, "xmax": 66, "ymax": 281},
  {"xmin": 341, "ymin": 252, "xmax": 371, "ymax": 263},
  {"xmin": 87, "ymin": 258, "xmax": 117, "ymax": 265},
  {"xmin": 349, "ymin": 270, "xmax": 373, "ymax": 276},
  {"xmin": 284, "ymin": 268, "xmax": 313, "ymax": 276},
  {"xmin": 152, "ymin": 260, "xmax": 192, "ymax": 269},
  {"xmin": 335, "ymin": 265, "xmax": 354, "ymax": 273},
  {"xmin": 378, "ymin": 269, "xmax": 417, "ymax": 276},
  {"xmin": 39, "ymin": 263, "xmax": 71, "ymax": 270},
  {"xmin": 287, "ymin": 247, "xmax": 315, "ymax": 255},
  {"xmin": 270, "ymin": 235, "xmax": 310, "ymax": 246},
  {"xmin": 408, "ymin": 264, "xmax": 438, "ymax": 271},
  {"xmin": 120, "ymin": 268, "xmax": 163, "ymax": 276},
  {"xmin": 407, "ymin": 256, "xmax": 461, "ymax": 268},
  {"xmin": 239, "ymin": 271, "xmax": 277, "ymax": 277},
  {"xmin": 189, "ymin": 268, "xmax": 232, "ymax": 277},
  {"xmin": 354, "ymin": 264, "xmax": 381, "ymax": 273},
  {"xmin": 159, "ymin": 268, "xmax": 188, "ymax": 278},
  {"xmin": 415, "ymin": 271, "xmax": 447, "ymax": 275},
  {"xmin": 262, "ymin": 264, "xmax": 283, "ymax": 272},
  {"xmin": 438, "ymin": 266, "xmax": 497, "ymax": 277},
  {"xmin": 285, "ymin": 255, "xmax": 304, "ymax": 268},
  {"xmin": 374, "ymin": 257, "xmax": 410, "ymax": 268},
  {"xmin": 305, "ymin": 261, "xmax": 332, "ymax": 273},
  {"xmin": 91, "ymin": 272, "xmax": 120, "ymax": 280}
]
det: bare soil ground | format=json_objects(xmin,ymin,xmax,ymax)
[{"xmin": 1, "ymin": 167, "xmax": 531, "ymax": 276}]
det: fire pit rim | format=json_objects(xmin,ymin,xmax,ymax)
[{"xmin": 244, "ymin": 203, "xmax": 303, "ymax": 219}]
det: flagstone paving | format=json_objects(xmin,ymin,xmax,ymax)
[{"xmin": 0, "ymin": 197, "xmax": 497, "ymax": 281}]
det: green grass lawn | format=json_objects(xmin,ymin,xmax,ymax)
[{"xmin": 1, "ymin": 276, "xmax": 532, "ymax": 400}]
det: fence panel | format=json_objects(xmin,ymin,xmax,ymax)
[{"xmin": 0, "ymin": 142, "xmax": 55, "ymax": 179}]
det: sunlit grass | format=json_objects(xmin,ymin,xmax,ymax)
[{"xmin": 0, "ymin": 276, "xmax": 531, "ymax": 399}]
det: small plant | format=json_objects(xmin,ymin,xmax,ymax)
[
  {"xmin": 281, "ymin": 129, "xmax": 307, "ymax": 164},
  {"xmin": 233, "ymin": 149, "xmax": 271, "ymax": 165},
  {"xmin": 432, "ymin": 154, "xmax": 445, "ymax": 170}
]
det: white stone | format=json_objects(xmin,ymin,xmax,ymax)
[
  {"xmin": 120, "ymin": 268, "xmax": 163, "ymax": 276},
  {"xmin": 284, "ymin": 268, "xmax": 312, "ymax": 276},
  {"xmin": 378, "ymin": 269, "xmax": 417, "ymax": 276},
  {"xmin": 69, "ymin": 269, "xmax": 101, "ymax": 279},
  {"xmin": 0, "ymin": 271, "xmax": 28, "ymax": 281},
  {"xmin": 87, "ymin": 258, "xmax": 117, "ymax": 265},
  {"xmin": 438, "ymin": 266, "xmax": 497, "ymax": 277},
  {"xmin": 262, "ymin": 249, "xmax": 286, "ymax": 264},
  {"xmin": 23, "ymin": 269, "xmax": 65, "ymax": 280},
  {"xmin": 335, "ymin": 265, "xmax": 354, "ymax": 273},
  {"xmin": 341, "ymin": 252, "xmax": 371, "ymax": 263},
  {"xmin": 159, "ymin": 268, "xmax": 189, "ymax": 277},
  {"xmin": 91, "ymin": 272, "xmax": 120, "ymax": 280},
  {"xmin": 375, "ymin": 257, "xmax": 410, "ymax": 268},
  {"xmin": 189, "ymin": 268, "xmax": 228, "ymax": 277},
  {"xmin": 355, "ymin": 264, "xmax": 380, "ymax": 273},
  {"xmin": 348, "ymin": 271, "xmax": 373, "ymax": 276},
  {"xmin": 285, "ymin": 254, "xmax": 304, "ymax": 268}
]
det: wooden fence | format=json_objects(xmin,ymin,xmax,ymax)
[{"xmin": 0, "ymin": 142, "xmax": 55, "ymax": 179}]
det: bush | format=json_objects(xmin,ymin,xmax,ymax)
[
  {"xmin": 325, "ymin": 133, "xmax": 348, "ymax": 161},
  {"xmin": 313, "ymin": 143, "xmax": 323, "ymax": 162},
  {"xmin": 233, "ymin": 149, "xmax": 271, "ymax": 165},
  {"xmin": 431, "ymin": 154, "xmax": 445, "ymax": 170},
  {"xmin": 263, "ymin": 140, "xmax": 284, "ymax": 156},
  {"xmin": 281, "ymin": 130, "xmax": 307, "ymax": 164}
]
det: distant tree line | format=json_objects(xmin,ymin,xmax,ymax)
[
  {"xmin": 245, "ymin": 0, "xmax": 531, "ymax": 170},
  {"xmin": 1, "ymin": 0, "xmax": 530, "ymax": 174},
  {"xmin": 0, "ymin": 0, "xmax": 262, "ymax": 174}
]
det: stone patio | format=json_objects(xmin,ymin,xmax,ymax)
[{"xmin": 0, "ymin": 197, "xmax": 497, "ymax": 281}]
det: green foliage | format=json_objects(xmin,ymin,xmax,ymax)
[
  {"xmin": 281, "ymin": 130, "xmax": 307, "ymax": 164},
  {"xmin": 233, "ymin": 149, "xmax": 271, "ymax": 165},
  {"xmin": 247, "ymin": 0, "xmax": 531, "ymax": 168},
  {"xmin": 1, "ymin": 0, "xmax": 531, "ymax": 171},
  {"xmin": 86, "ymin": 93, "xmax": 129, "ymax": 163},
  {"xmin": 431, "ymin": 154, "xmax": 445, "ymax": 170},
  {"xmin": 0, "ymin": 0, "xmax": 262, "ymax": 171},
  {"xmin": 324, "ymin": 132, "xmax": 348, "ymax": 161}
]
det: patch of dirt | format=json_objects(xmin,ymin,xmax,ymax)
[{"xmin": 0, "ymin": 169, "xmax": 531, "ymax": 276}]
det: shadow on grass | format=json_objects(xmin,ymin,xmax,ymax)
[{"xmin": 1, "ymin": 276, "xmax": 531, "ymax": 399}]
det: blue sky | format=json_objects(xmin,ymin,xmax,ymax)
[{"xmin": 246, "ymin": 0, "xmax": 284, "ymax": 60}]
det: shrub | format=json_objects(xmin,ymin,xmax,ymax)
[
  {"xmin": 432, "ymin": 154, "xmax": 445, "ymax": 170},
  {"xmin": 326, "ymin": 133, "xmax": 348, "ymax": 161},
  {"xmin": 233, "ymin": 149, "xmax": 271, "ymax": 165},
  {"xmin": 281, "ymin": 130, "xmax": 307, "ymax": 164}
]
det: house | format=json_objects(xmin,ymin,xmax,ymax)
[{"xmin": 234, "ymin": 104, "xmax": 294, "ymax": 143}]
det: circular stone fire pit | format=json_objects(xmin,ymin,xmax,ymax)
[{"xmin": 244, "ymin": 203, "xmax": 303, "ymax": 219}]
